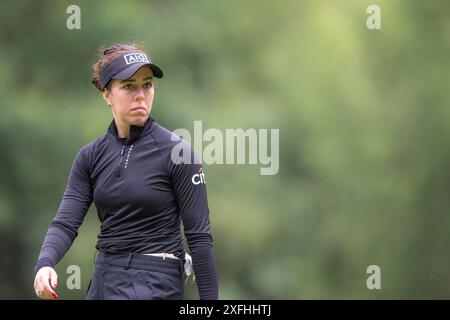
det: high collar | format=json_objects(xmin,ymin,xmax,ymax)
[{"xmin": 107, "ymin": 116, "xmax": 154, "ymax": 145}]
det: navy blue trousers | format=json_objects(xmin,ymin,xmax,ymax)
[{"xmin": 87, "ymin": 251, "xmax": 185, "ymax": 300}]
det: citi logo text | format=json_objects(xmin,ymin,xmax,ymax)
[{"xmin": 192, "ymin": 167, "xmax": 206, "ymax": 185}]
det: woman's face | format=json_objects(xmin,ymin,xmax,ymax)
[{"xmin": 103, "ymin": 66, "xmax": 155, "ymax": 127}]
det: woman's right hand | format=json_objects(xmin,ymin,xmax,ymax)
[{"xmin": 33, "ymin": 267, "xmax": 58, "ymax": 299}]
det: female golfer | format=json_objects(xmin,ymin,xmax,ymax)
[{"xmin": 33, "ymin": 43, "xmax": 218, "ymax": 300}]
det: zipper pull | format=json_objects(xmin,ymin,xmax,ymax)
[{"xmin": 120, "ymin": 146, "xmax": 126, "ymax": 155}]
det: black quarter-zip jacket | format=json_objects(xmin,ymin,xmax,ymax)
[{"xmin": 35, "ymin": 116, "xmax": 218, "ymax": 299}]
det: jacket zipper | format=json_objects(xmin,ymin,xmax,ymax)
[
  {"xmin": 116, "ymin": 145, "xmax": 126, "ymax": 177},
  {"xmin": 124, "ymin": 144, "xmax": 133, "ymax": 168},
  {"xmin": 115, "ymin": 144, "xmax": 134, "ymax": 177}
]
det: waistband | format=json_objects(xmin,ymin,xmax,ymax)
[{"xmin": 96, "ymin": 250, "xmax": 182, "ymax": 275}]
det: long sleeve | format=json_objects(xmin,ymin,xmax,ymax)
[
  {"xmin": 34, "ymin": 145, "xmax": 93, "ymax": 274},
  {"xmin": 170, "ymin": 142, "xmax": 219, "ymax": 300}
]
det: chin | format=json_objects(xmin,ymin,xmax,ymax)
[{"xmin": 129, "ymin": 116, "xmax": 148, "ymax": 126}]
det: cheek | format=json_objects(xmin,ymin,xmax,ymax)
[
  {"xmin": 112, "ymin": 96, "xmax": 130, "ymax": 113},
  {"xmin": 117, "ymin": 92, "xmax": 133, "ymax": 104},
  {"xmin": 147, "ymin": 90, "xmax": 155, "ymax": 101}
]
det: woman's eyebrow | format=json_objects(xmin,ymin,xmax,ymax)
[{"xmin": 120, "ymin": 76, "xmax": 154, "ymax": 83}]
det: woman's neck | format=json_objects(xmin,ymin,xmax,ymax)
[
  {"xmin": 114, "ymin": 116, "xmax": 149, "ymax": 138},
  {"xmin": 115, "ymin": 119, "xmax": 130, "ymax": 138}
]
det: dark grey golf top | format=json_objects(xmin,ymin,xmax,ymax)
[{"xmin": 34, "ymin": 116, "xmax": 218, "ymax": 299}]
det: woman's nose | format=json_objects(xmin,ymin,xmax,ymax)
[{"xmin": 135, "ymin": 87, "xmax": 145, "ymax": 101}]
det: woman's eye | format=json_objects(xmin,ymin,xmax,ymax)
[
  {"xmin": 124, "ymin": 84, "xmax": 134, "ymax": 89},
  {"xmin": 144, "ymin": 82, "xmax": 153, "ymax": 89}
]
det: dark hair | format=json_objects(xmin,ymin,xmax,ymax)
[{"xmin": 91, "ymin": 43, "xmax": 146, "ymax": 92}]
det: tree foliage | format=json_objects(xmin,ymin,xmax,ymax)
[{"xmin": 1, "ymin": 0, "xmax": 449, "ymax": 299}]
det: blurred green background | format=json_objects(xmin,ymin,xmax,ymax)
[{"xmin": 1, "ymin": 0, "xmax": 450, "ymax": 299}]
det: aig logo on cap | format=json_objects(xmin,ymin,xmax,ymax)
[{"xmin": 124, "ymin": 53, "xmax": 149, "ymax": 65}]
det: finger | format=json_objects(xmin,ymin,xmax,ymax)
[
  {"xmin": 35, "ymin": 281, "xmax": 52, "ymax": 299},
  {"xmin": 40, "ymin": 275, "xmax": 58, "ymax": 299},
  {"xmin": 42, "ymin": 283, "xmax": 58, "ymax": 299},
  {"xmin": 34, "ymin": 280, "xmax": 43, "ymax": 298},
  {"xmin": 34, "ymin": 276, "xmax": 46, "ymax": 297},
  {"xmin": 43, "ymin": 280, "xmax": 58, "ymax": 299},
  {"xmin": 49, "ymin": 269, "xmax": 58, "ymax": 290}
]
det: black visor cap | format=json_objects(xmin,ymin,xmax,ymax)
[{"xmin": 99, "ymin": 52, "xmax": 163, "ymax": 90}]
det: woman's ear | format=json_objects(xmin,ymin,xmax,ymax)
[{"xmin": 102, "ymin": 89, "xmax": 112, "ymax": 107}]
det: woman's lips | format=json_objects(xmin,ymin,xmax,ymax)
[{"xmin": 131, "ymin": 106, "xmax": 147, "ymax": 112}]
